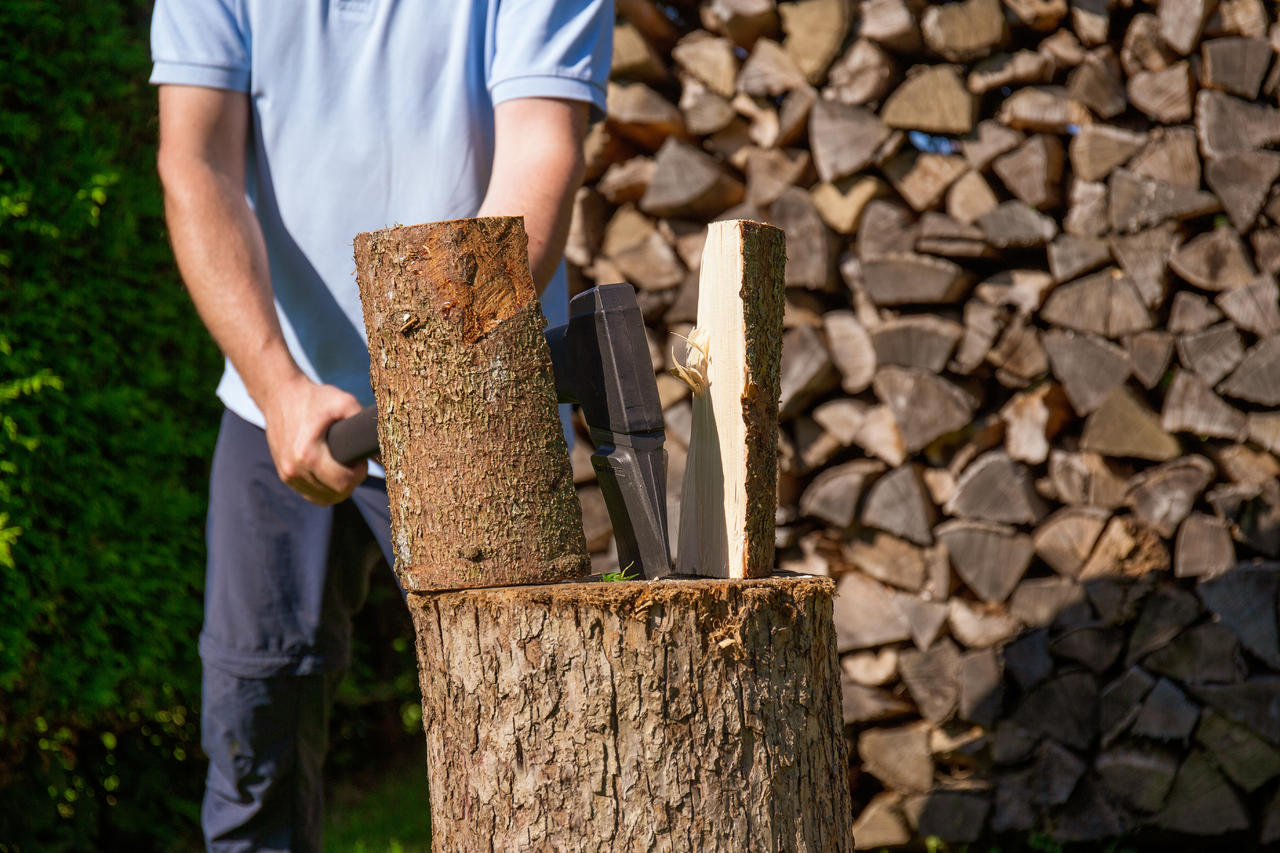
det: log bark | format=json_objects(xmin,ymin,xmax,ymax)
[
  {"xmin": 408, "ymin": 576, "xmax": 853, "ymax": 851},
  {"xmin": 355, "ymin": 218, "xmax": 588, "ymax": 591}
]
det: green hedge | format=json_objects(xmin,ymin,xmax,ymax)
[{"xmin": 0, "ymin": 1, "xmax": 218, "ymax": 847}]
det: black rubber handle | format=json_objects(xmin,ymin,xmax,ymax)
[{"xmin": 326, "ymin": 404, "xmax": 379, "ymax": 466}]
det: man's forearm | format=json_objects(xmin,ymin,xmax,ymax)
[
  {"xmin": 477, "ymin": 98, "xmax": 589, "ymax": 292},
  {"xmin": 159, "ymin": 151, "xmax": 304, "ymax": 405}
]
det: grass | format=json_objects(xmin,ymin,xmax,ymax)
[{"xmin": 324, "ymin": 745, "xmax": 432, "ymax": 853}]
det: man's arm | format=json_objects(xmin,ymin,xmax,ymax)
[
  {"xmin": 477, "ymin": 98, "xmax": 589, "ymax": 292},
  {"xmin": 156, "ymin": 84, "xmax": 367, "ymax": 505}
]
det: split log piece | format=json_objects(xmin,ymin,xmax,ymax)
[
  {"xmin": 898, "ymin": 638, "xmax": 962, "ymax": 724},
  {"xmin": 862, "ymin": 252, "xmax": 972, "ymax": 305},
  {"xmin": 1124, "ymin": 454, "xmax": 1215, "ymax": 538},
  {"xmin": 858, "ymin": 722, "xmax": 934, "ymax": 794},
  {"xmin": 1034, "ymin": 505, "xmax": 1111, "ymax": 577},
  {"xmin": 1127, "ymin": 330, "xmax": 1174, "ymax": 388},
  {"xmin": 809, "ymin": 100, "xmax": 891, "ymax": 183},
  {"xmin": 968, "ymin": 50, "xmax": 1055, "ymax": 94},
  {"xmin": 1008, "ymin": 575, "xmax": 1088, "ymax": 628},
  {"xmin": 845, "ymin": 530, "xmax": 927, "ymax": 590},
  {"xmin": 671, "ymin": 31, "xmax": 739, "ymax": 97},
  {"xmin": 1082, "ymin": 387, "xmax": 1180, "ymax": 461},
  {"xmin": 961, "ymin": 119, "xmax": 1023, "ymax": 171},
  {"xmin": 1168, "ymin": 291, "xmax": 1223, "ymax": 333},
  {"xmin": 827, "ymin": 38, "xmax": 895, "ymax": 105},
  {"xmin": 881, "ymin": 65, "xmax": 977, "ymax": 134},
  {"xmin": 1177, "ymin": 322, "xmax": 1244, "ymax": 385},
  {"xmin": 1068, "ymin": 125, "xmax": 1147, "ymax": 183},
  {"xmin": 997, "ymin": 85, "xmax": 1084, "ymax": 132},
  {"xmin": 798, "ymin": 459, "xmax": 885, "ymax": 529},
  {"xmin": 1216, "ymin": 275, "xmax": 1280, "ymax": 336},
  {"xmin": 1067, "ymin": 47, "xmax": 1128, "ymax": 118},
  {"xmin": 1195, "ymin": 711, "xmax": 1280, "ymax": 792},
  {"xmin": 882, "ymin": 151, "xmax": 968, "ymax": 212},
  {"xmin": 1108, "ymin": 168, "xmax": 1220, "ymax": 233},
  {"xmin": 1168, "ymin": 225, "xmax": 1256, "ymax": 292},
  {"xmin": 946, "ymin": 170, "xmax": 1000, "ymax": 225},
  {"xmin": 778, "ymin": 0, "xmax": 850, "ymax": 84},
  {"xmin": 1153, "ymin": 750, "xmax": 1250, "ymax": 835},
  {"xmin": 869, "ymin": 316, "xmax": 963, "ymax": 373},
  {"xmin": 1218, "ymin": 335, "xmax": 1280, "ymax": 405},
  {"xmin": 810, "ymin": 176, "xmax": 882, "ymax": 235},
  {"xmin": 1095, "ymin": 746, "xmax": 1180, "ymax": 812},
  {"xmin": 945, "ymin": 449, "xmax": 1046, "ymax": 524},
  {"xmin": 1205, "ymin": 150, "xmax": 1280, "ymax": 231},
  {"xmin": 873, "ymin": 366, "xmax": 978, "ymax": 452},
  {"xmin": 1127, "ymin": 61, "xmax": 1194, "ymax": 122},
  {"xmin": 1039, "ymin": 268, "xmax": 1152, "ymax": 339},
  {"xmin": 1143, "ymin": 623, "xmax": 1247, "ymax": 684},
  {"xmin": 936, "ymin": 519, "xmax": 1034, "ymax": 604},
  {"xmin": 1161, "ymin": 368, "xmax": 1247, "ymax": 439},
  {"xmin": 1129, "ymin": 126, "xmax": 1201, "ymax": 188},
  {"xmin": 948, "ymin": 598, "xmax": 1023, "ymax": 649},
  {"xmin": 861, "ymin": 464, "xmax": 937, "ymax": 546},
  {"xmin": 1196, "ymin": 89, "xmax": 1280, "ymax": 159},
  {"xmin": 833, "ymin": 572, "xmax": 913, "ymax": 651},
  {"xmin": 1132, "ymin": 678, "xmax": 1201, "ymax": 741},
  {"xmin": 1042, "ymin": 329, "xmax": 1131, "ymax": 415},
  {"xmin": 1100, "ymin": 666, "xmax": 1157, "ymax": 745},
  {"xmin": 771, "ymin": 187, "xmax": 836, "ymax": 291},
  {"xmin": 993, "ymin": 134, "xmax": 1064, "ymax": 208},
  {"xmin": 977, "ymin": 201, "xmax": 1058, "ymax": 248},
  {"xmin": 1198, "ymin": 566, "xmax": 1280, "ymax": 668}
]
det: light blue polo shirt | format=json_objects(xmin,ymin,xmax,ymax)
[{"xmin": 150, "ymin": 0, "xmax": 611, "ymax": 457}]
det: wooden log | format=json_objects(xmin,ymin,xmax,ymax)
[
  {"xmin": 1042, "ymin": 329, "xmax": 1130, "ymax": 415},
  {"xmin": 862, "ymin": 464, "xmax": 937, "ymax": 546},
  {"xmin": 1216, "ymin": 275, "xmax": 1280, "ymax": 336},
  {"xmin": 699, "ymin": 0, "xmax": 779, "ymax": 48},
  {"xmin": 856, "ymin": 199, "xmax": 916, "ymax": 260},
  {"xmin": 1095, "ymin": 745, "xmax": 1180, "ymax": 812},
  {"xmin": 355, "ymin": 218, "xmax": 586, "ymax": 591},
  {"xmin": 1128, "ymin": 61, "xmax": 1194, "ymax": 122},
  {"xmin": 883, "ymin": 151, "xmax": 968, "ymax": 212},
  {"xmin": 1008, "ymin": 575, "xmax": 1089, "ymax": 628},
  {"xmin": 1004, "ymin": 0, "xmax": 1068, "ymax": 29},
  {"xmin": 1070, "ymin": 0, "xmax": 1110, "ymax": 45},
  {"xmin": 1208, "ymin": 480, "xmax": 1280, "ymax": 557},
  {"xmin": 1081, "ymin": 387, "xmax": 1180, "ymax": 461},
  {"xmin": 977, "ymin": 201, "xmax": 1058, "ymax": 248},
  {"xmin": 859, "ymin": 0, "xmax": 922, "ymax": 52},
  {"xmin": 603, "ymin": 205, "xmax": 686, "ymax": 291},
  {"xmin": 607, "ymin": 82, "xmax": 687, "ymax": 150},
  {"xmin": 1125, "ymin": 455, "xmax": 1215, "ymax": 538},
  {"xmin": 873, "ymin": 367, "xmax": 978, "ymax": 452},
  {"xmin": 828, "ymin": 38, "xmax": 895, "ymax": 105},
  {"xmin": 597, "ymin": 157, "xmax": 656, "ymax": 205},
  {"xmin": 612, "ymin": 22, "xmax": 669, "ymax": 84},
  {"xmin": 771, "ymin": 187, "xmax": 836, "ymax": 291},
  {"xmin": 1199, "ymin": 566, "xmax": 1280, "ymax": 668},
  {"xmin": 779, "ymin": 0, "xmax": 849, "ymax": 84},
  {"xmin": 1040, "ymin": 26, "xmax": 1086, "ymax": 65},
  {"xmin": 869, "ymin": 316, "xmax": 964, "ymax": 373},
  {"xmin": 1202, "ymin": 36, "xmax": 1273, "ymax": 99},
  {"xmin": 677, "ymin": 220, "xmax": 785, "ymax": 579},
  {"xmin": 922, "ymin": 0, "xmax": 1006, "ymax": 61},
  {"xmin": 1067, "ymin": 46, "xmax": 1128, "ymax": 118},
  {"xmin": 862, "ymin": 253, "xmax": 973, "ymax": 305},
  {"xmin": 1168, "ymin": 291, "xmax": 1223, "ymax": 333},
  {"xmin": 811, "ymin": 176, "xmax": 882, "ymax": 234},
  {"xmin": 854, "ymin": 405, "xmax": 909, "ymax": 467},
  {"xmin": 672, "ymin": 31, "xmax": 739, "ymax": 97},
  {"xmin": 976, "ymin": 269, "xmax": 1055, "ymax": 317},
  {"xmin": 1129, "ymin": 126, "xmax": 1201, "ymax": 188},
  {"xmin": 845, "ymin": 531, "xmax": 928, "ymax": 592},
  {"xmin": 1162, "ymin": 369, "xmax": 1247, "ymax": 439},
  {"xmin": 1000, "ymin": 383, "xmax": 1068, "ymax": 464},
  {"xmin": 948, "ymin": 598, "xmax": 1022, "ymax": 649},
  {"xmin": 1068, "ymin": 125, "xmax": 1146, "ymax": 183},
  {"xmin": 1078, "ymin": 514, "xmax": 1171, "ymax": 579},
  {"xmin": 945, "ymin": 450, "xmax": 1046, "ymax": 524},
  {"xmin": 833, "ymin": 572, "xmax": 913, "ymax": 651},
  {"xmin": 958, "ymin": 647, "xmax": 1002, "ymax": 728},
  {"xmin": 1047, "ymin": 449, "xmax": 1129, "ymax": 507},
  {"xmin": 1214, "ymin": 442, "xmax": 1280, "ymax": 489},
  {"xmin": 1064, "ymin": 178, "xmax": 1108, "ymax": 238},
  {"xmin": 898, "ymin": 638, "xmax": 962, "ymax": 724},
  {"xmin": 962, "ymin": 119, "xmax": 1023, "ymax": 171},
  {"xmin": 1190, "ymin": 679, "xmax": 1280, "ymax": 744},
  {"xmin": 777, "ymin": 84, "xmax": 818, "ymax": 147},
  {"xmin": 841, "ymin": 678, "xmax": 914, "ymax": 724},
  {"xmin": 997, "ymin": 85, "xmax": 1084, "ymax": 133},
  {"xmin": 640, "ymin": 139, "xmax": 745, "ymax": 219},
  {"xmin": 842, "ymin": 647, "xmax": 899, "ymax": 686},
  {"xmin": 1159, "ymin": 0, "xmax": 1215, "ymax": 54},
  {"xmin": 1108, "ymin": 168, "xmax": 1220, "ymax": 233},
  {"xmin": 809, "ymin": 100, "xmax": 891, "ymax": 183},
  {"xmin": 1013, "ymin": 671, "xmax": 1098, "ymax": 750},
  {"xmin": 1110, "ymin": 226, "xmax": 1177, "ymax": 308},
  {"xmin": 678, "ymin": 77, "xmax": 736, "ymax": 136},
  {"xmin": 1100, "ymin": 666, "xmax": 1157, "ymax": 745},
  {"xmin": 799, "ymin": 458, "xmax": 885, "ymax": 529},
  {"xmin": 1197, "ymin": 89, "xmax": 1280, "ymax": 159},
  {"xmin": 1121, "ymin": 12, "xmax": 1175, "ymax": 75},
  {"xmin": 968, "ymin": 50, "xmax": 1056, "ymax": 94},
  {"xmin": 1195, "ymin": 711, "xmax": 1280, "ymax": 792},
  {"xmin": 737, "ymin": 37, "xmax": 807, "ymax": 97},
  {"xmin": 882, "ymin": 66, "xmax": 978, "ymax": 135},
  {"xmin": 1206, "ymin": 151, "xmax": 1280, "ymax": 232},
  {"xmin": 744, "ymin": 147, "xmax": 810, "ymax": 208},
  {"xmin": 1218, "ymin": 335, "xmax": 1280, "ymax": 405},
  {"xmin": 859, "ymin": 722, "xmax": 934, "ymax": 793},
  {"xmin": 822, "ymin": 311, "xmax": 876, "ymax": 393},
  {"xmin": 851, "ymin": 794, "xmax": 912, "ymax": 850},
  {"xmin": 1035, "ymin": 506, "xmax": 1110, "ymax": 577},
  {"xmin": 993, "ymin": 134, "xmax": 1064, "ymax": 209},
  {"xmin": 1127, "ymin": 330, "xmax": 1174, "ymax": 388},
  {"xmin": 1051, "ymin": 624, "xmax": 1124, "ymax": 673},
  {"xmin": 947, "ymin": 169, "xmax": 1001, "ymax": 225},
  {"xmin": 1040, "ymin": 268, "xmax": 1152, "ymax": 339},
  {"xmin": 917, "ymin": 212, "xmax": 992, "ymax": 259},
  {"xmin": 1127, "ymin": 585, "xmax": 1203, "ymax": 663},
  {"xmin": 1252, "ymin": 228, "xmax": 1280, "ymax": 274},
  {"xmin": 1144, "ymin": 623, "xmax": 1247, "ymax": 684},
  {"xmin": 1153, "ymin": 750, "xmax": 1250, "ymax": 835},
  {"xmin": 1170, "ymin": 226, "xmax": 1256, "ymax": 292},
  {"xmin": 778, "ymin": 323, "xmax": 840, "ymax": 418},
  {"xmin": 937, "ymin": 519, "xmax": 1034, "ymax": 604},
  {"xmin": 410, "ymin": 577, "xmax": 852, "ymax": 850},
  {"xmin": 1206, "ymin": 0, "xmax": 1269, "ymax": 39},
  {"xmin": 901, "ymin": 791, "xmax": 991, "ymax": 845},
  {"xmin": 1177, "ymin": 322, "xmax": 1244, "ymax": 385},
  {"xmin": 1132, "ymin": 677, "xmax": 1201, "ymax": 741}
]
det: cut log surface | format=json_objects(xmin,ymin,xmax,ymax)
[
  {"xmin": 355, "ymin": 218, "xmax": 587, "ymax": 591},
  {"xmin": 672, "ymin": 31, "xmax": 739, "ymax": 97},
  {"xmin": 1197, "ymin": 90, "xmax": 1280, "ymax": 159},
  {"xmin": 862, "ymin": 464, "xmax": 937, "ymax": 545},
  {"xmin": 1218, "ymin": 335, "xmax": 1280, "ymax": 405},
  {"xmin": 1108, "ymin": 168, "xmax": 1220, "ymax": 233},
  {"xmin": 870, "ymin": 316, "xmax": 964, "ymax": 372},
  {"xmin": 1129, "ymin": 126, "xmax": 1201, "ymax": 188},
  {"xmin": 1132, "ymin": 678, "xmax": 1201, "ymax": 741},
  {"xmin": 678, "ymin": 220, "xmax": 784, "ymax": 578},
  {"xmin": 1154, "ymin": 750, "xmax": 1251, "ymax": 835},
  {"xmin": 1127, "ymin": 61, "xmax": 1194, "ymax": 122},
  {"xmin": 863, "ymin": 252, "xmax": 972, "ymax": 304},
  {"xmin": 1198, "ymin": 566, "xmax": 1280, "ymax": 668},
  {"xmin": 921, "ymin": 0, "xmax": 1006, "ymax": 61},
  {"xmin": 1217, "ymin": 276, "xmax": 1280, "ymax": 336},
  {"xmin": 882, "ymin": 65, "xmax": 977, "ymax": 134},
  {"xmin": 779, "ymin": 0, "xmax": 849, "ymax": 83},
  {"xmin": 937, "ymin": 519, "xmax": 1034, "ymax": 603},
  {"xmin": 1069, "ymin": 125, "xmax": 1147, "ymax": 183},
  {"xmin": 1127, "ymin": 330, "xmax": 1175, "ymax": 388},
  {"xmin": 884, "ymin": 152, "xmax": 969, "ymax": 212},
  {"xmin": 799, "ymin": 459, "xmax": 885, "ymax": 528},
  {"xmin": 997, "ymin": 85, "xmax": 1082, "ymax": 132},
  {"xmin": 994, "ymin": 134, "xmax": 1064, "ymax": 208},
  {"xmin": 409, "ymin": 577, "xmax": 853, "ymax": 851},
  {"xmin": 834, "ymin": 572, "xmax": 913, "ymax": 650},
  {"xmin": 1110, "ymin": 227, "xmax": 1177, "ymax": 308},
  {"xmin": 846, "ymin": 531, "xmax": 927, "ymax": 591},
  {"xmin": 1161, "ymin": 369, "xmax": 1247, "ymax": 439},
  {"xmin": 1177, "ymin": 322, "xmax": 1244, "ymax": 385},
  {"xmin": 809, "ymin": 100, "xmax": 891, "ymax": 183},
  {"xmin": 945, "ymin": 450, "xmax": 1045, "ymax": 524},
  {"xmin": 1169, "ymin": 226, "xmax": 1256, "ymax": 292},
  {"xmin": 1195, "ymin": 711, "xmax": 1280, "ymax": 792},
  {"xmin": 859, "ymin": 723, "xmax": 934, "ymax": 793},
  {"xmin": 873, "ymin": 367, "xmax": 977, "ymax": 452},
  {"xmin": 771, "ymin": 187, "xmax": 835, "ymax": 291},
  {"xmin": 1081, "ymin": 387, "xmax": 1181, "ymax": 461},
  {"xmin": 898, "ymin": 639, "xmax": 962, "ymax": 724},
  {"xmin": 1205, "ymin": 151, "xmax": 1280, "ymax": 232},
  {"xmin": 1043, "ymin": 330, "xmax": 1130, "ymax": 415},
  {"xmin": 1034, "ymin": 505, "xmax": 1110, "ymax": 577},
  {"xmin": 978, "ymin": 201, "xmax": 1059, "ymax": 248},
  {"xmin": 1125, "ymin": 455, "xmax": 1215, "ymax": 538}
]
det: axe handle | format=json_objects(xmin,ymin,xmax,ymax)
[{"xmin": 327, "ymin": 404, "xmax": 379, "ymax": 466}]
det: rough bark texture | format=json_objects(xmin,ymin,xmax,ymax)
[
  {"xmin": 409, "ymin": 575, "xmax": 853, "ymax": 852},
  {"xmin": 354, "ymin": 217, "xmax": 588, "ymax": 591}
]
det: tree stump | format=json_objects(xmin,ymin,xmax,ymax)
[
  {"xmin": 408, "ymin": 576, "xmax": 853, "ymax": 852},
  {"xmin": 354, "ymin": 217, "xmax": 588, "ymax": 591}
]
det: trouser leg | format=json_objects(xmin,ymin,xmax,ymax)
[{"xmin": 200, "ymin": 409, "xmax": 392, "ymax": 851}]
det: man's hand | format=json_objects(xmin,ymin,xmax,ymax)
[{"xmin": 260, "ymin": 376, "xmax": 368, "ymax": 506}]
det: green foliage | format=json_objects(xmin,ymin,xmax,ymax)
[
  {"xmin": 0, "ymin": 1, "xmax": 218, "ymax": 847},
  {"xmin": 601, "ymin": 562, "xmax": 638, "ymax": 582}
]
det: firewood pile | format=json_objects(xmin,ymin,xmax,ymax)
[{"xmin": 566, "ymin": 0, "xmax": 1280, "ymax": 846}]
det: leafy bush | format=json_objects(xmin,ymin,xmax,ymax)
[{"xmin": 1, "ymin": 1, "xmax": 219, "ymax": 847}]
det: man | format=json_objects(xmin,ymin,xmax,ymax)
[{"xmin": 150, "ymin": 1, "xmax": 612, "ymax": 848}]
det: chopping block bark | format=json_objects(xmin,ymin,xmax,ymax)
[
  {"xmin": 407, "ymin": 576, "xmax": 854, "ymax": 852},
  {"xmin": 354, "ymin": 217, "xmax": 589, "ymax": 591}
]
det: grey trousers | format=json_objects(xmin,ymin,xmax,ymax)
[{"xmin": 200, "ymin": 409, "xmax": 394, "ymax": 852}]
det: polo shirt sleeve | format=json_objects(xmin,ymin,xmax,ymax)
[
  {"xmin": 488, "ymin": 0, "xmax": 613, "ymax": 121},
  {"xmin": 149, "ymin": 0, "xmax": 251, "ymax": 92}
]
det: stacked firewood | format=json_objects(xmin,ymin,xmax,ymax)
[{"xmin": 566, "ymin": 0, "xmax": 1280, "ymax": 846}]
